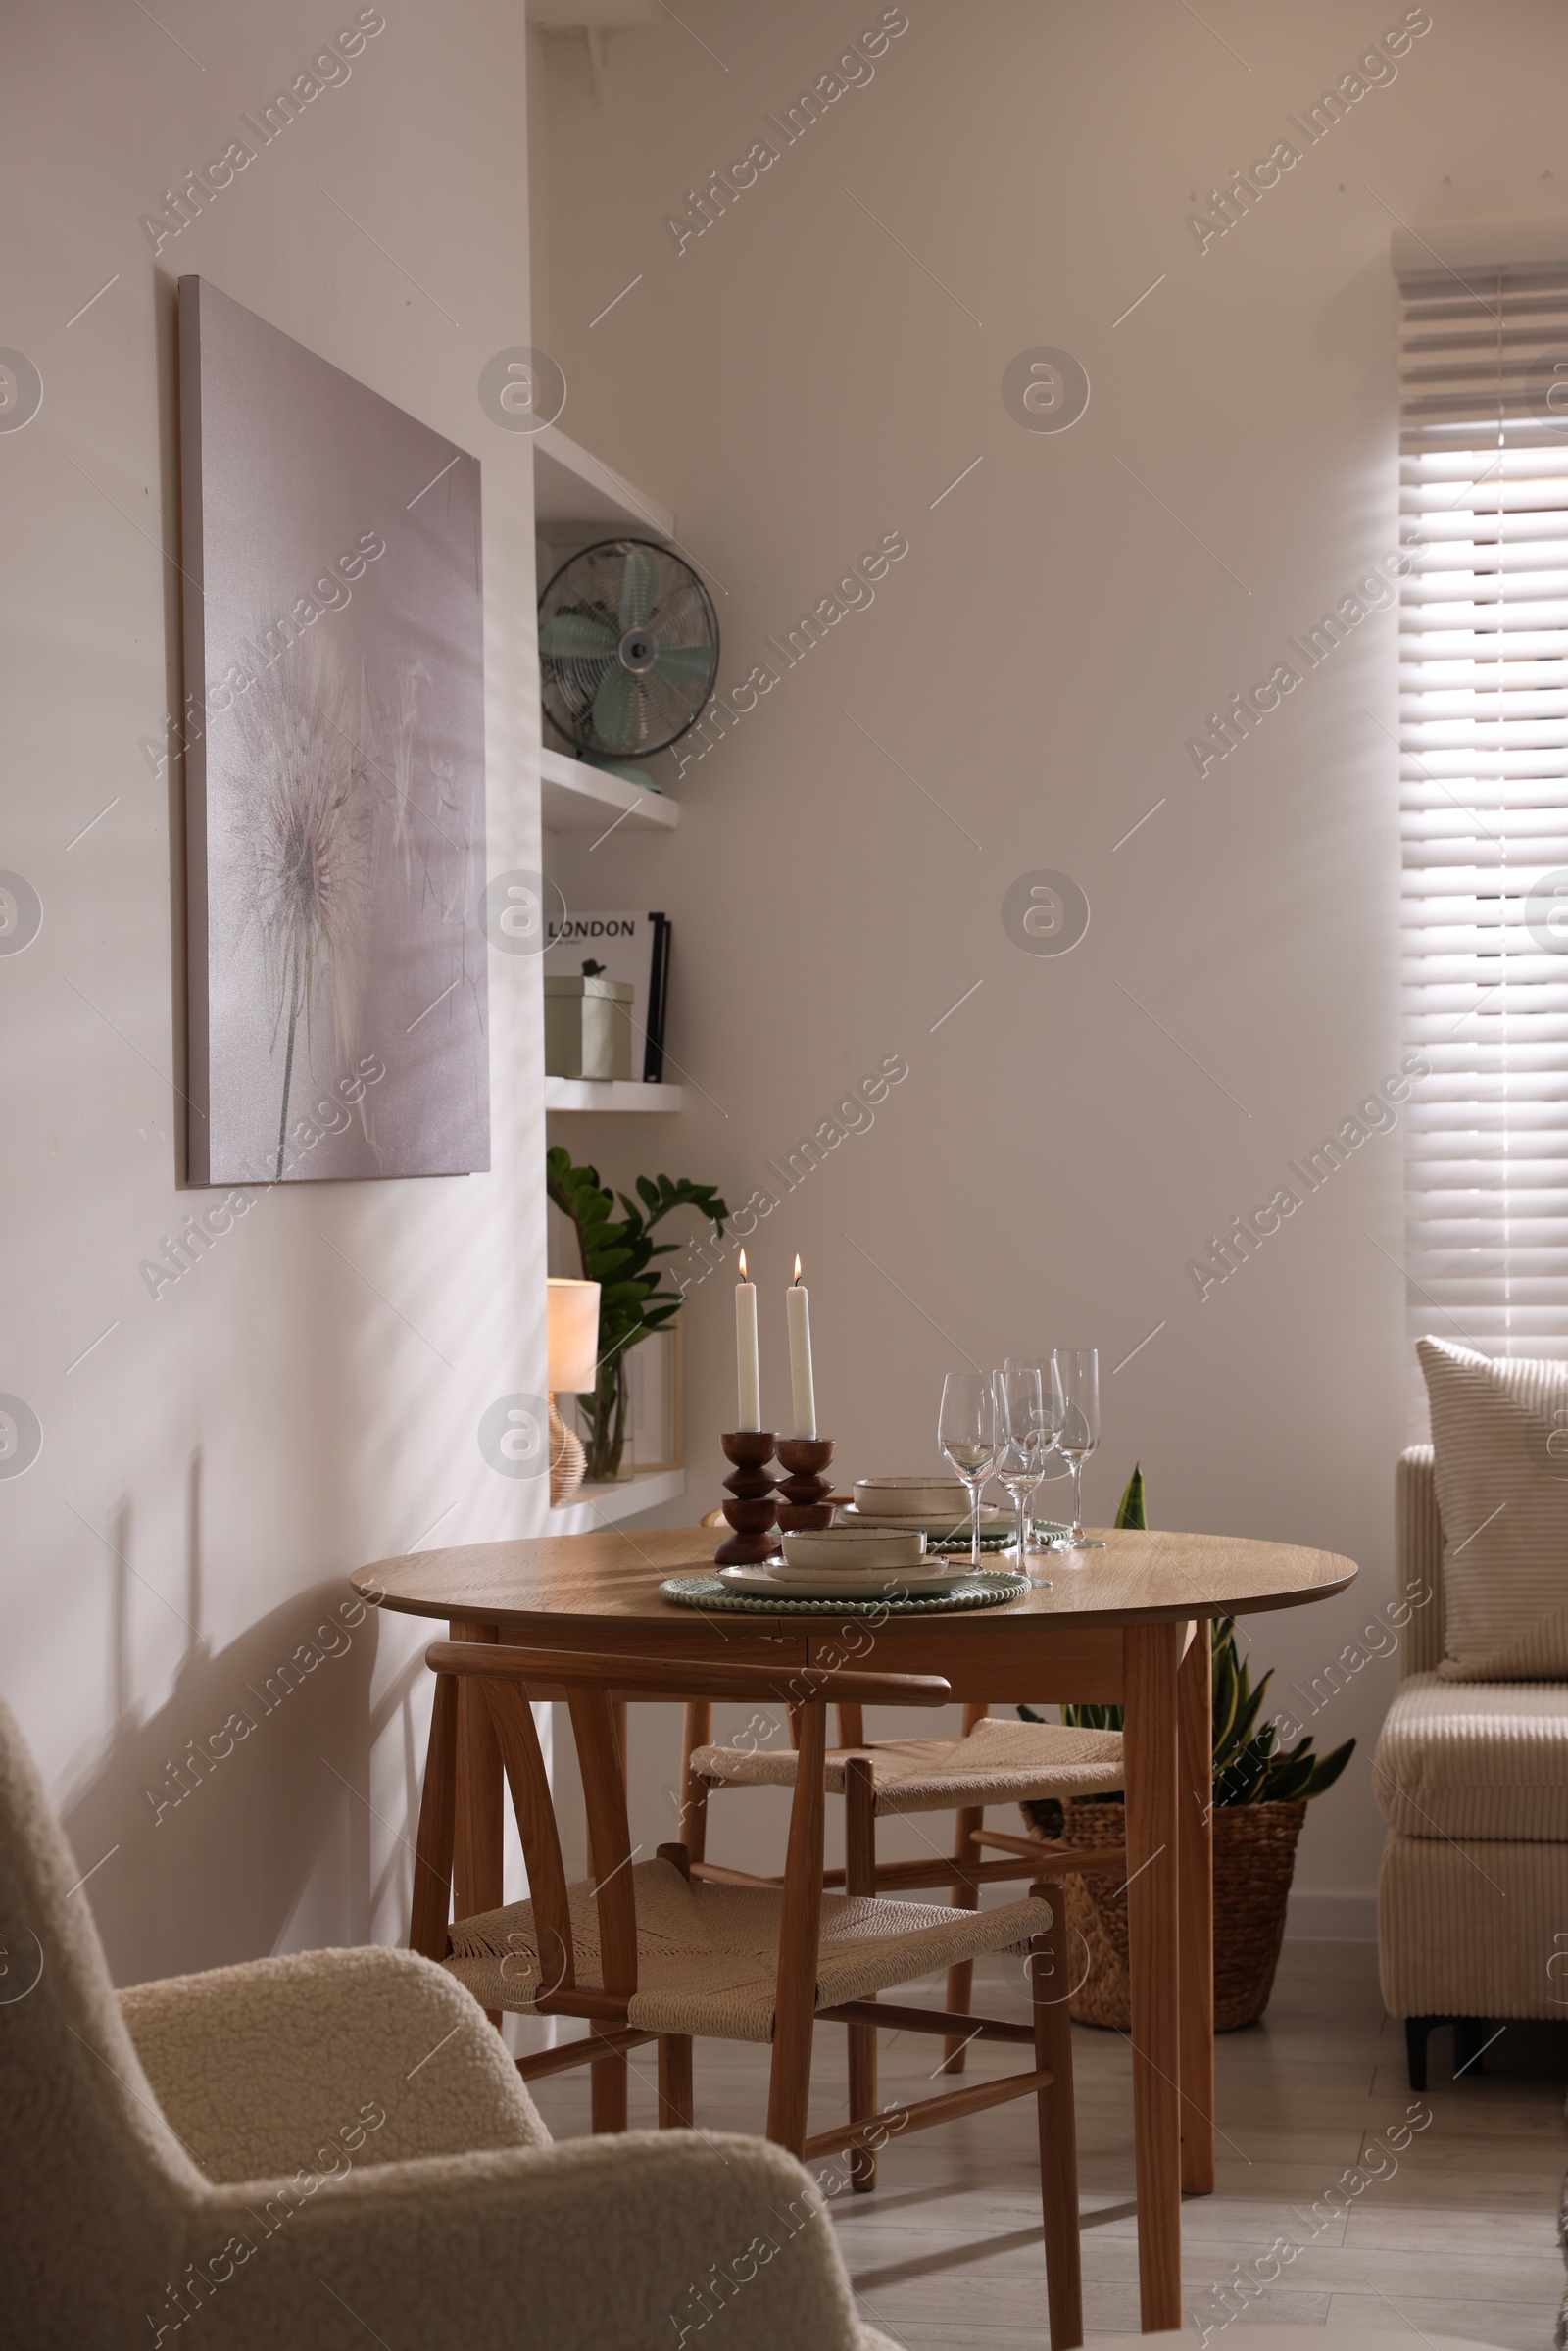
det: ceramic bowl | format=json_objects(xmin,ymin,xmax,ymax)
[
  {"xmin": 853, "ymin": 1476, "xmax": 969, "ymax": 1518},
  {"xmin": 779, "ymin": 1525, "xmax": 927, "ymax": 1572}
]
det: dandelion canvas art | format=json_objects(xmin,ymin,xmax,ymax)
[{"xmin": 178, "ymin": 276, "xmax": 488, "ymax": 1184}]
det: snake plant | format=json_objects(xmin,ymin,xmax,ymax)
[{"xmin": 1020, "ymin": 1464, "xmax": 1354, "ymax": 1814}]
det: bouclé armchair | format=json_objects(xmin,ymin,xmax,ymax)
[{"xmin": 0, "ymin": 1694, "xmax": 897, "ymax": 2350}]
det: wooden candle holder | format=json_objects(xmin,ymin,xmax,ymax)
[
  {"xmin": 775, "ymin": 1437, "xmax": 837, "ymax": 1531},
  {"xmin": 714, "ymin": 1432, "xmax": 780, "ymax": 1566}
]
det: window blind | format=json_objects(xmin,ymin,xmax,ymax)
[{"xmin": 1398, "ymin": 257, "xmax": 1568, "ymax": 1369}]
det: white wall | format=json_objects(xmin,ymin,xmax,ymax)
[
  {"xmin": 535, "ymin": 0, "xmax": 1568, "ymax": 1931},
  {"xmin": 1, "ymin": 0, "xmax": 547, "ymax": 1983}
]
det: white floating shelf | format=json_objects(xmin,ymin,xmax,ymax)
[
  {"xmin": 545, "ymin": 1078, "xmax": 683, "ymax": 1112},
  {"xmin": 549, "ymin": 1467, "xmax": 686, "ymax": 1533},
  {"xmin": 540, "ymin": 746, "xmax": 679, "ymax": 834},
  {"xmin": 534, "ymin": 424, "xmax": 675, "ymax": 541}
]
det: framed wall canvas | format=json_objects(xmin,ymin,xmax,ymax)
[{"xmin": 178, "ymin": 276, "xmax": 489, "ymax": 1184}]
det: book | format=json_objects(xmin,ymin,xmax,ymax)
[{"xmin": 544, "ymin": 907, "xmax": 671, "ymax": 1083}]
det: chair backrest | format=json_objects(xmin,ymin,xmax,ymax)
[
  {"xmin": 1396, "ymin": 1444, "xmax": 1446, "ymax": 1675},
  {"xmin": 0, "ymin": 1694, "xmax": 204, "ymax": 2329},
  {"xmin": 412, "ymin": 1644, "xmax": 953, "ymax": 2012}
]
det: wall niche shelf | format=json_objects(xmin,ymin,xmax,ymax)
[
  {"xmin": 545, "ymin": 1078, "xmax": 682, "ymax": 1113},
  {"xmin": 533, "ymin": 432, "xmax": 691, "ymax": 1471},
  {"xmin": 534, "ymin": 423, "xmax": 675, "ymax": 543},
  {"xmin": 535, "ymin": 429, "xmax": 685, "ymax": 1116},
  {"xmin": 540, "ymin": 746, "xmax": 679, "ymax": 835},
  {"xmin": 548, "ymin": 1466, "xmax": 686, "ymax": 1532}
]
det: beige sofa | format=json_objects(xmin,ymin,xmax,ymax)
[
  {"xmin": 1375, "ymin": 1446, "xmax": 1568, "ymax": 2089},
  {"xmin": 0, "ymin": 1691, "xmax": 897, "ymax": 2350}
]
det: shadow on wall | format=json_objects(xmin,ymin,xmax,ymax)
[{"xmin": 58, "ymin": 1576, "xmax": 395, "ymax": 1989}]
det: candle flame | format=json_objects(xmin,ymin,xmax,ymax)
[
  {"xmin": 738, "ymin": 1249, "xmax": 748, "ymax": 1281},
  {"xmin": 793, "ymin": 1254, "xmax": 803, "ymax": 1284}
]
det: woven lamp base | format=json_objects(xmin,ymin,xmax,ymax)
[{"xmin": 548, "ymin": 1396, "xmax": 587, "ymax": 1508}]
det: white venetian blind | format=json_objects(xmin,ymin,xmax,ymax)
[{"xmin": 1399, "ymin": 255, "xmax": 1568, "ymax": 1369}]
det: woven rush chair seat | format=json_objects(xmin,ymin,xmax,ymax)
[
  {"xmin": 691, "ymin": 1715, "xmax": 1125, "ymax": 1816},
  {"xmin": 443, "ymin": 1853, "xmax": 1054, "ymax": 2039}
]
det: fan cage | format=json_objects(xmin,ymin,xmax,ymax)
[{"xmin": 537, "ymin": 536, "xmax": 720, "ymax": 760}]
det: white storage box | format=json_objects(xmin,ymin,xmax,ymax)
[{"xmin": 545, "ymin": 972, "xmax": 634, "ymax": 1081}]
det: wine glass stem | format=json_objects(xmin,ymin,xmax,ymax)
[
  {"xmin": 1015, "ymin": 1489, "xmax": 1027, "ymax": 1564},
  {"xmin": 1070, "ymin": 1459, "xmax": 1085, "ymax": 1543},
  {"xmin": 969, "ymin": 1480, "xmax": 982, "ymax": 1568}
]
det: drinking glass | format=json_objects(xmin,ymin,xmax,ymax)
[
  {"xmin": 1003, "ymin": 1353, "xmax": 1064, "ymax": 1544},
  {"xmin": 993, "ymin": 1364, "xmax": 1053, "ymax": 1587},
  {"xmin": 938, "ymin": 1371, "xmax": 999, "ymax": 1569},
  {"xmin": 1051, "ymin": 1347, "xmax": 1105, "ymax": 1553}
]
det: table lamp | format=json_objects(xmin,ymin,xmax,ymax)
[{"xmin": 547, "ymin": 1277, "xmax": 600, "ymax": 1506}]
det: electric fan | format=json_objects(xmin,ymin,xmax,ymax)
[{"xmin": 537, "ymin": 538, "xmax": 720, "ymax": 760}]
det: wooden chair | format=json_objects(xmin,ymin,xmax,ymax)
[
  {"xmin": 411, "ymin": 1640, "xmax": 1088, "ymax": 2351},
  {"xmin": 680, "ymin": 1697, "xmax": 1126, "ymax": 2081}
]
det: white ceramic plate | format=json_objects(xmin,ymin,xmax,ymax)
[
  {"xmin": 717, "ymin": 1561, "xmax": 983, "ymax": 1599},
  {"xmin": 837, "ymin": 1502, "xmax": 1013, "ymax": 1537}
]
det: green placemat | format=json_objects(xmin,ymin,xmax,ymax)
[
  {"xmin": 661, "ymin": 1570, "xmax": 1029, "ymax": 1615},
  {"xmin": 923, "ymin": 1521, "xmax": 1071, "ymax": 1554}
]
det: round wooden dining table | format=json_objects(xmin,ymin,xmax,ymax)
[{"xmin": 353, "ymin": 1521, "xmax": 1355, "ymax": 2333}]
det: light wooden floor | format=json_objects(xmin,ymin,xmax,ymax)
[{"xmin": 522, "ymin": 1940, "xmax": 1567, "ymax": 2348}]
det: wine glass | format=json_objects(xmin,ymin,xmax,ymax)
[
  {"xmin": 1003, "ymin": 1354, "xmax": 1063, "ymax": 1546},
  {"xmin": 993, "ymin": 1365, "xmax": 1053, "ymax": 1588},
  {"xmin": 1051, "ymin": 1347, "xmax": 1105, "ymax": 1553},
  {"xmin": 938, "ymin": 1371, "xmax": 999, "ymax": 1569}
]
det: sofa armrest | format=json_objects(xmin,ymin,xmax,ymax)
[
  {"xmin": 121, "ymin": 1945, "xmax": 546, "ymax": 2185},
  {"xmin": 184, "ymin": 2131, "xmax": 872, "ymax": 2351},
  {"xmin": 1396, "ymin": 1445, "xmax": 1445, "ymax": 1676}
]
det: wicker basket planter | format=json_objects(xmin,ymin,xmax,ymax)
[{"xmin": 1039, "ymin": 1796, "xmax": 1307, "ymax": 2033}]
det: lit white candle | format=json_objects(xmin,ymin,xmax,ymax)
[
  {"xmin": 786, "ymin": 1255, "xmax": 816, "ymax": 1439},
  {"xmin": 735, "ymin": 1249, "xmax": 760, "ymax": 1431}
]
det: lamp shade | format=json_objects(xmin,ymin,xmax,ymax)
[{"xmin": 547, "ymin": 1277, "xmax": 601, "ymax": 1394}]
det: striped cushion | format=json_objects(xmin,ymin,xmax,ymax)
[
  {"xmin": 1418, "ymin": 1338, "xmax": 1568, "ymax": 1679},
  {"xmin": 1373, "ymin": 1671, "xmax": 1568, "ymax": 1840}
]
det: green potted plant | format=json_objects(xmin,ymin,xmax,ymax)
[
  {"xmin": 546, "ymin": 1147, "xmax": 728, "ymax": 1484},
  {"xmin": 1020, "ymin": 1466, "xmax": 1354, "ymax": 2031}
]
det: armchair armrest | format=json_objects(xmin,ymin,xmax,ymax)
[
  {"xmin": 122, "ymin": 1944, "xmax": 545, "ymax": 2185},
  {"xmin": 1396, "ymin": 1444, "xmax": 1445, "ymax": 1676},
  {"xmin": 187, "ymin": 2131, "xmax": 874, "ymax": 2351}
]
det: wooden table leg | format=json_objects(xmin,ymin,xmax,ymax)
[
  {"xmin": 1031, "ymin": 1889, "xmax": 1084, "ymax": 2351},
  {"xmin": 451, "ymin": 1618, "xmax": 505, "ymax": 2030},
  {"xmin": 1124, "ymin": 1620, "xmax": 1182, "ymax": 2331},
  {"xmin": 452, "ymin": 1621, "xmax": 504, "ymax": 1907},
  {"xmin": 845, "ymin": 1757, "xmax": 878, "ymax": 2191},
  {"xmin": 1178, "ymin": 1618, "xmax": 1214, "ymax": 2195}
]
